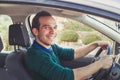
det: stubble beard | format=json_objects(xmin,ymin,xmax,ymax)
[{"xmin": 37, "ymin": 35, "xmax": 54, "ymax": 47}]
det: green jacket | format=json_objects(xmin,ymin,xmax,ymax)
[{"xmin": 25, "ymin": 42, "xmax": 74, "ymax": 80}]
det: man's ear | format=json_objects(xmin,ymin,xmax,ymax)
[{"xmin": 32, "ymin": 28, "xmax": 38, "ymax": 36}]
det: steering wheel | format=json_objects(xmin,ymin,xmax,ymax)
[
  {"xmin": 91, "ymin": 46, "xmax": 111, "ymax": 63},
  {"xmin": 90, "ymin": 46, "xmax": 112, "ymax": 80}
]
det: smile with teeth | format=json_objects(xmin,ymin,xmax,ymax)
[{"xmin": 47, "ymin": 35, "xmax": 55, "ymax": 40}]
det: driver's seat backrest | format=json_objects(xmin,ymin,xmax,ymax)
[{"xmin": 6, "ymin": 23, "xmax": 33, "ymax": 80}]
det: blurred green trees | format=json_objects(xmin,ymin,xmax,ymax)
[
  {"xmin": 59, "ymin": 30, "xmax": 79, "ymax": 42},
  {"xmin": 63, "ymin": 19, "xmax": 93, "ymax": 31},
  {"xmin": 81, "ymin": 34, "xmax": 102, "ymax": 45}
]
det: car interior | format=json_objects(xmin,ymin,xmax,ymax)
[
  {"xmin": 5, "ymin": 23, "xmax": 32, "ymax": 80},
  {"xmin": 0, "ymin": 23, "xmax": 34, "ymax": 80},
  {"xmin": 0, "ymin": 0, "xmax": 120, "ymax": 80},
  {"xmin": 1, "ymin": 21, "xmax": 91, "ymax": 80},
  {"xmin": 0, "ymin": 23, "xmax": 93, "ymax": 80}
]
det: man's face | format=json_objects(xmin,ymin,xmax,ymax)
[{"xmin": 33, "ymin": 16, "xmax": 57, "ymax": 48}]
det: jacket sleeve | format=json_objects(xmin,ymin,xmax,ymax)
[{"xmin": 52, "ymin": 44, "xmax": 74, "ymax": 60}]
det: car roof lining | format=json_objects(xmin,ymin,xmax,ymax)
[{"xmin": 0, "ymin": 3, "xmax": 82, "ymax": 16}]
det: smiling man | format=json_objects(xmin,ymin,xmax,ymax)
[{"xmin": 25, "ymin": 11, "xmax": 114, "ymax": 80}]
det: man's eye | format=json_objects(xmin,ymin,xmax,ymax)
[
  {"xmin": 43, "ymin": 26, "xmax": 49, "ymax": 29},
  {"xmin": 42, "ymin": 25, "xmax": 57, "ymax": 30}
]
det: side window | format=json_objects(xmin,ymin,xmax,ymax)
[
  {"xmin": 0, "ymin": 15, "xmax": 13, "ymax": 53},
  {"xmin": 54, "ymin": 16, "xmax": 113, "ymax": 56}
]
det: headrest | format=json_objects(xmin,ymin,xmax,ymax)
[
  {"xmin": 9, "ymin": 24, "xmax": 30, "ymax": 47},
  {"xmin": 0, "ymin": 37, "xmax": 3, "ymax": 52}
]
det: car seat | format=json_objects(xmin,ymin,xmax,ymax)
[
  {"xmin": 0, "ymin": 36, "xmax": 9, "ymax": 68},
  {"xmin": 0, "ymin": 26, "xmax": 20, "ymax": 80},
  {"xmin": 0, "ymin": 36, "xmax": 3, "ymax": 52},
  {"xmin": 5, "ymin": 23, "xmax": 33, "ymax": 80}
]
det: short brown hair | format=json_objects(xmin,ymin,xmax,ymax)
[{"xmin": 32, "ymin": 11, "xmax": 52, "ymax": 29}]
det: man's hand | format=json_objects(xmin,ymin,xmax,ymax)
[
  {"xmin": 98, "ymin": 55, "xmax": 115, "ymax": 69},
  {"xmin": 96, "ymin": 41, "xmax": 109, "ymax": 50}
]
